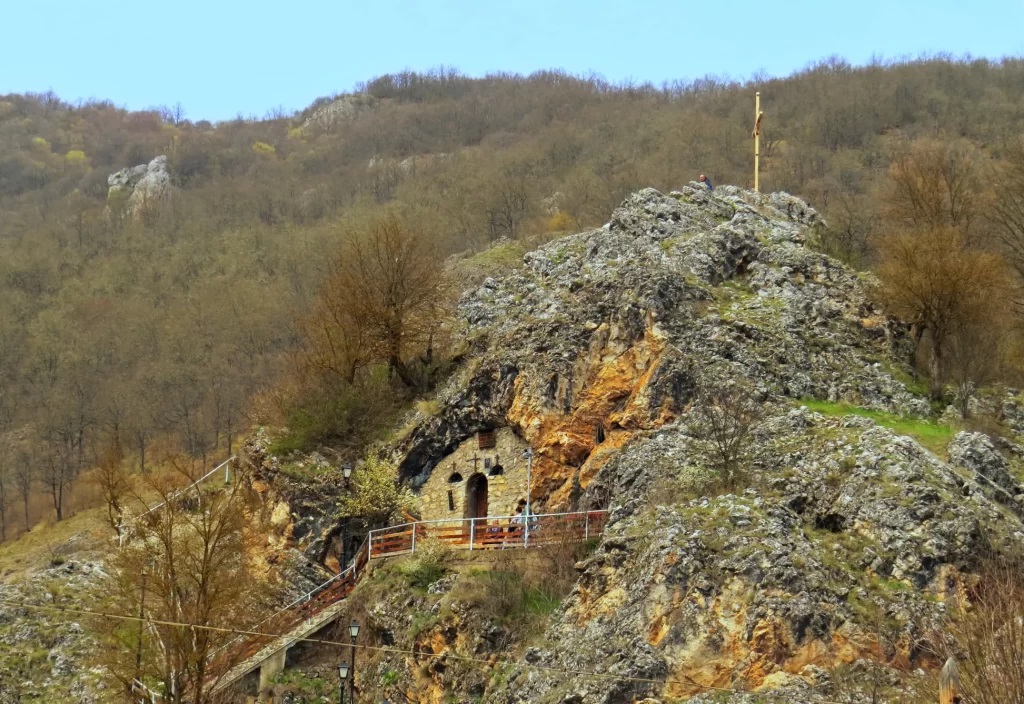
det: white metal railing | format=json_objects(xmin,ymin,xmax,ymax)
[
  {"xmin": 367, "ymin": 510, "xmax": 608, "ymax": 559},
  {"xmin": 138, "ymin": 456, "xmax": 236, "ymax": 519},
  {"xmin": 208, "ymin": 562, "xmax": 355, "ymax": 660},
  {"xmin": 131, "ymin": 678, "xmax": 163, "ymax": 703},
  {"xmin": 206, "ymin": 512, "xmax": 606, "ymax": 681},
  {"xmin": 119, "ymin": 456, "xmax": 236, "ymax": 546}
]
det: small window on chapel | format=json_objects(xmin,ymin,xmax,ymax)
[
  {"xmin": 447, "ymin": 489, "xmax": 455, "ymax": 511},
  {"xmin": 448, "ymin": 472, "xmax": 464, "ymax": 483},
  {"xmin": 478, "ymin": 430, "xmax": 496, "ymax": 450}
]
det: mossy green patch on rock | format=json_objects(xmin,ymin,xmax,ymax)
[{"xmin": 799, "ymin": 399, "xmax": 952, "ymax": 455}]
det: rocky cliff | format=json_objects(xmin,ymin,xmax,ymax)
[
  {"xmin": 106, "ymin": 154, "xmax": 172, "ymax": 218},
  {"xmin": 399, "ymin": 185, "xmax": 922, "ymax": 503},
  {"xmin": 359, "ymin": 185, "xmax": 1024, "ymax": 703}
]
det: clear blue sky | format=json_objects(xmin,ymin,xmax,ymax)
[{"xmin": 3, "ymin": 0, "xmax": 1022, "ymax": 122}]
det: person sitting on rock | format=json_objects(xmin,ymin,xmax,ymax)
[{"xmin": 699, "ymin": 174, "xmax": 714, "ymax": 191}]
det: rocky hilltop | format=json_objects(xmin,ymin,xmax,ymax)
[
  {"xmin": 400, "ymin": 185, "xmax": 923, "ymax": 502},
  {"xmin": 349, "ymin": 184, "xmax": 1024, "ymax": 703}
]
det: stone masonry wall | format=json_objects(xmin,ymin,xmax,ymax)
[{"xmin": 417, "ymin": 427, "xmax": 530, "ymax": 522}]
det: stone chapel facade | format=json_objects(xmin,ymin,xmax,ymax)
[{"xmin": 417, "ymin": 427, "xmax": 531, "ymax": 523}]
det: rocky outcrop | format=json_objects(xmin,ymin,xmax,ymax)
[
  {"xmin": 242, "ymin": 184, "xmax": 1024, "ymax": 703},
  {"xmin": 0, "ymin": 553, "xmax": 107, "ymax": 704},
  {"xmin": 376, "ymin": 185, "xmax": 1024, "ymax": 703},
  {"xmin": 107, "ymin": 155, "xmax": 172, "ymax": 218},
  {"xmin": 301, "ymin": 94, "xmax": 376, "ymax": 132},
  {"xmin": 399, "ymin": 185, "xmax": 924, "ymax": 505},
  {"xmin": 489, "ymin": 408, "xmax": 1017, "ymax": 703},
  {"xmin": 948, "ymin": 430, "xmax": 1024, "ymax": 506}
]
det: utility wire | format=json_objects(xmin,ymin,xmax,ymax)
[{"xmin": 0, "ymin": 597, "xmax": 890, "ymax": 704}]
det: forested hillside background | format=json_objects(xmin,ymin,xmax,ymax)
[{"xmin": 2, "ymin": 55, "xmax": 1024, "ymax": 539}]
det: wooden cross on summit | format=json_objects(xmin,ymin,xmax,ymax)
[{"xmin": 752, "ymin": 92, "xmax": 765, "ymax": 193}]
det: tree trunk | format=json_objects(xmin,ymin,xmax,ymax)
[
  {"xmin": 929, "ymin": 337, "xmax": 944, "ymax": 401},
  {"xmin": 388, "ymin": 354, "xmax": 418, "ymax": 390},
  {"xmin": 909, "ymin": 323, "xmax": 925, "ymax": 374},
  {"xmin": 53, "ymin": 475, "xmax": 64, "ymax": 522}
]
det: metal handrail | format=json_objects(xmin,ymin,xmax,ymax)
[
  {"xmin": 208, "ymin": 563, "xmax": 355, "ymax": 659},
  {"xmin": 131, "ymin": 678, "xmax": 163, "ymax": 703},
  {"xmin": 368, "ymin": 509, "xmax": 606, "ymax": 537},
  {"xmin": 209, "ymin": 535, "xmax": 372, "ymax": 670},
  {"xmin": 208, "ymin": 513, "xmax": 606, "ymax": 681},
  {"xmin": 138, "ymin": 456, "xmax": 236, "ymax": 519},
  {"xmin": 367, "ymin": 510, "xmax": 608, "ymax": 558},
  {"xmin": 119, "ymin": 456, "xmax": 237, "ymax": 548}
]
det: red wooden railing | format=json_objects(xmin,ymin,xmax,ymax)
[
  {"xmin": 367, "ymin": 510, "xmax": 608, "ymax": 559},
  {"xmin": 208, "ymin": 511, "xmax": 608, "ymax": 687}
]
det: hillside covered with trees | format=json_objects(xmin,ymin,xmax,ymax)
[{"xmin": 2, "ymin": 55, "xmax": 1024, "ymax": 538}]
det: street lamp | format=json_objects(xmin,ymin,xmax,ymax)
[
  {"xmin": 341, "ymin": 464, "xmax": 354, "ymax": 569},
  {"xmin": 337, "ymin": 662, "xmax": 349, "ymax": 704},
  {"xmin": 349, "ymin": 619, "xmax": 360, "ymax": 702}
]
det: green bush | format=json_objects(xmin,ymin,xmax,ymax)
[
  {"xmin": 271, "ymin": 374, "xmax": 400, "ymax": 453},
  {"xmin": 399, "ymin": 540, "xmax": 453, "ymax": 590},
  {"xmin": 402, "ymin": 560, "xmax": 445, "ymax": 590}
]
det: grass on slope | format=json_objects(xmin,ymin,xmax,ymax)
[
  {"xmin": 0, "ymin": 507, "xmax": 109, "ymax": 579},
  {"xmin": 800, "ymin": 399, "xmax": 953, "ymax": 456}
]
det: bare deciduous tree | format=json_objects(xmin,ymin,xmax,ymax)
[
  {"xmin": 990, "ymin": 137, "xmax": 1024, "ymax": 302},
  {"xmin": 945, "ymin": 559, "xmax": 1024, "ymax": 704},
  {"xmin": 882, "ymin": 138, "xmax": 984, "ymax": 239},
  {"xmin": 875, "ymin": 227, "xmax": 1008, "ymax": 400},
  {"xmin": 821, "ymin": 192, "xmax": 877, "ymax": 267},
  {"xmin": 0, "ymin": 432, "xmax": 13, "ymax": 540},
  {"xmin": 313, "ymin": 215, "xmax": 450, "ymax": 390},
  {"xmin": 484, "ymin": 165, "xmax": 534, "ymax": 241},
  {"xmin": 97, "ymin": 458, "xmax": 271, "ymax": 704},
  {"xmin": 93, "ymin": 435, "xmax": 129, "ymax": 533},
  {"xmin": 12, "ymin": 447, "xmax": 34, "ymax": 532},
  {"xmin": 945, "ymin": 315, "xmax": 1007, "ymax": 418},
  {"xmin": 688, "ymin": 376, "xmax": 764, "ymax": 488}
]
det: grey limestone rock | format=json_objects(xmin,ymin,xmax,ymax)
[
  {"xmin": 107, "ymin": 155, "xmax": 172, "ymax": 216},
  {"xmin": 948, "ymin": 430, "xmax": 1023, "ymax": 501}
]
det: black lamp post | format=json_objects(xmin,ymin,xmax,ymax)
[
  {"xmin": 349, "ymin": 619, "xmax": 360, "ymax": 702},
  {"xmin": 340, "ymin": 464, "xmax": 353, "ymax": 567},
  {"xmin": 337, "ymin": 661, "xmax": 349, "ymax": 704}
]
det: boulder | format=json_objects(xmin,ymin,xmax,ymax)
[
  {"xmin": 948, "ymin": 430, "xmax": 1022, "ymax": 499},
  {"xmin": 107, "ymin": 155, "xmax": 172, "ymax": 218}
]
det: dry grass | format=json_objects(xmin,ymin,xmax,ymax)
[
  {"xmin": 0, "ymin": 506, "xmax": 108, "ymax": 579},
  {"xmin": 0, "ymin": 449, "xmax": 238, "ymax": 579}
]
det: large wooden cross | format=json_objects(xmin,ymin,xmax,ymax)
[{"xmin": 752, "ymin": 92, "xmax": 765, "ymax": 193}]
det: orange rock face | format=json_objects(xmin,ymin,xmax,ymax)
[{"xmin": 507, "ymin": 326, "xmax": 674, "ymax": 509}]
